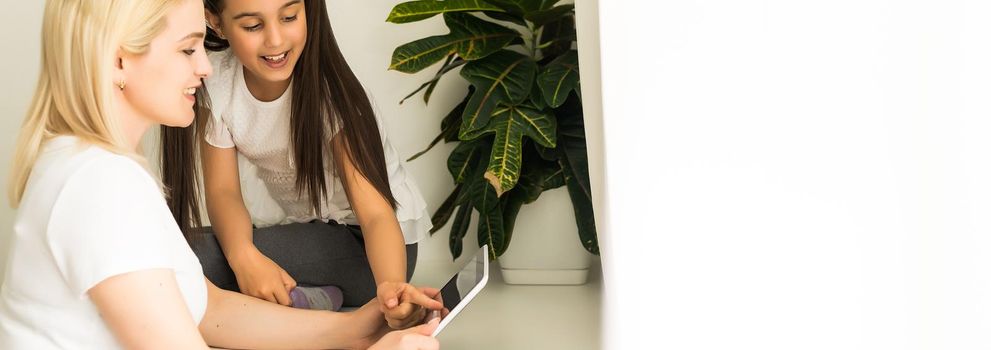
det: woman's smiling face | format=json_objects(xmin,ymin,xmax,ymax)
[{"xmin": 121, "ymin": 0, "xmax": 212, "ymax": 128}]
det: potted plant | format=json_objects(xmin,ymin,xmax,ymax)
[{"xmin": 387, "ymin": 0, "xmax": 598, "ymax": 284}]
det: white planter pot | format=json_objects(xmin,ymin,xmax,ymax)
[{"xmin": 498, "ymin": 187, "xmax": 594, "ymax": 285}]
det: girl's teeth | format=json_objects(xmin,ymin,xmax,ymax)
[
  {"xmin": 184, "ymin": 88, "xmax": 196, "ymax": 95},
  {"xmin": 264, "ymin": 52, "xmax": 287, "ymax": 61}
]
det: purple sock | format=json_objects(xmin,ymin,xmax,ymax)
[{"xmin": 289, "ymin": 286, "xmax": 344, "ymax": 311}]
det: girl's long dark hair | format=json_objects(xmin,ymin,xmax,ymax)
[{"xmin": 162, "ymin": 0, "xmax": 397, "ymax": 237}]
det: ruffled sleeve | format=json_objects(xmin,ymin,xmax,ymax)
[
  {"xmin": 202, "ymin": 50, "xmax": 237, "ymax": 149},
  {"xmin": 369, "ymin": 92, "xmax": 432, "ymax": 244}
]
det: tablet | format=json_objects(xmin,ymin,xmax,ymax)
[{"xmin": 429, "ymin": 244, "xmax": 490, "ymax": 337}]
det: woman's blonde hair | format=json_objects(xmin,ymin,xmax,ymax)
[{"xmin": 8, "ymin": 0, "xmax": 182, "ymax": 207}]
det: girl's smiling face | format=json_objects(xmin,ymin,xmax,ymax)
[{"xmin": 208, "ymin": 0, "xmax": 307, "ymax": 98}]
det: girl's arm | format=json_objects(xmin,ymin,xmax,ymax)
[
  {"xmin": 334, "ymin": 137, "xmax": 442, "ymax": 328},
  {"xmin": 202, "ymin": 142, "xmax": 296, "ymax": 305},
  {"xmin": 89, "ymin": 269, "xmax": 210, "ymax": 350},
  {"xmin": 333, "ymin": 136, "xmax": 407, "ymax": 287},
  {"xmin": 337, "ymin": 157, "xmax": 406, "ymax": 284},
  {"xmin": 198, "ymin": 279, "xmax": 387, "ymax": 350}
]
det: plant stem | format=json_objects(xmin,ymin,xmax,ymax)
[{"xmin": 527, "ymin": 22, "xmax": 539, "ymax": 59}]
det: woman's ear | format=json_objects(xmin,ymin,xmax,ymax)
[{"xmin": 205, "ymin": 10, "xmax": 225, "ymax": 39}]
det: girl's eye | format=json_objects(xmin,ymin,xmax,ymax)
[
  {"xmin": 182, "ymin": 49, "xmax": 196, "ymax": 56},
  {"xmin": 282, "ymin": 15, "xmax": 297, "ymax": 22},
  {"xmin": 243, "ymin": 24, "xmax": 261, "ymax": 32}
]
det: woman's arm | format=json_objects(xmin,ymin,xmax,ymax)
[
  {"xmin": 89, "ymin": 269, "xmax": 210, "ymax": 350},
  {"xmin": 202, "ymin": 142, "xmax": 296, "ymax": 305},
  {"xmin": 199, "ymin": 279, "xmax": 387, "ymax": 350}
]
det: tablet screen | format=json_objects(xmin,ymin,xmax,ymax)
[{"xmin": 430, "ymin": 245, "xmax": 489, "ymax": 336}]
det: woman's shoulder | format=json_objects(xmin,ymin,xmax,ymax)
[
  {"xmin": 50, "ymin": 140, "xmax": 155, "ymax": 190},
  {"xmin": 38, "ymin": 137, "xmax": 135, "ymax": 174},
  {"xmin": 26, "ymin": 137, "xmax": 160, "ymax": 210}
]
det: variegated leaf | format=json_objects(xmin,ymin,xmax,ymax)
[
  {"xmin": 387, "ymin": 0, "xmax": 504, "ymax": 24},
  {"xmin": 390, "ymin": 13, "xmax": 518, "ymax": 73},
  {"xmin": 538, "ymin": 50, "xmax": 580, "ymax": 108},
  {"xmin": 459, "ymin": 50, "xmax": 537, "ymax": 137}
]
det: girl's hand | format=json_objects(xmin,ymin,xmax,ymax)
[
  {"xmin": 377, "ymin": 282, "xmax": 445, "ymax": 329},
  {"xmin": 229, "ymin": 247, "xmax": 297, "ymax": 306},
  {"xmin": 369, "ymin": 317, "xmax": 440, "ymax": 350}
]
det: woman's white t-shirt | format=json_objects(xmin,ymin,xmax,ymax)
[
  {"xmin": 202, "ymin": 49, "xmax": 431, "ymax": 244},
  {"xmin": 0, "ymin": 136, "xmax": 207, "ymax": 349}
]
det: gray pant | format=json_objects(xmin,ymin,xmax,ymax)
[{"xmin": 188, "ymin": 221, "xmax": 417, "ymax": 307}]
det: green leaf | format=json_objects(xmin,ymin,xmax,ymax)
[
  {"xmin": 540, "ymin": 0, "xmax": 562, "ymax": 10},
  {"xmin": 563, "ymin": 164, "xmax": 598, "ymax": 255},
  {"xmin": 430, "ymin": 184, "xmax": 463, "ymax": 233},
  {"xmin": 555, "ymin": 92, "xmax": 586, "ymax": 133},
  {"xmin": 499, "ymin": 191, "xmax": 523, "ymax": 243},
  {"xmin": 446, "ymin": 13, "xmax": 520, "ymax": 61},
  {"xmin": 387, "ymin": 0, "xmax": 504, "ymax": 24},
  {"xmin": 559, "ymin": 134, "xmax": 590, "ymax": 208},
  {"xmin": 555, "ymin": 94, "xmax": 598, "ymax": 254},
  {"xmin": 459, "ymin": 50, "xmax": 537, "ymax": 137},
  {"xmin": 443, "ymin": 92, "xmax": 472, "ymax": 142},
  {"xmin": 534, "ymin": 143, "xmax": 558, "ymax": 161},
  {"xmin": 390, "ymin": 13, "xmax": 519, "ymax": 73},
  {"xmin": 470, "ymin": 157, "xmax": 500, "ymax": 211},
  {"xmin": 525, "ymin": 4, "xmax": 574, "ymax": 26},
  {"xmin": 529, "ymin": 80, "xmax": 547, "ymax": 110},
  {"xmin": 464, "ymin": 105, "xmax": 556, "ymax": 196},
  {"xmin": 455, "ymin": 173, "xmax": 476, "ymax": 205},
  {"xmin": 484, "ymin": 0, "xmax": 543, "ymax": 16},
  {"xmin": 538, "ymin": 50, "xmax": 580, "ymax": 108},
  {"xmin": 483, "ymin": 11, "xmax": 527, "ymax": 27},
  {"xmin": 538, "ymin": 15, "xmax": 575, "ymax": 58},
  {"xmin": 517, "ymin": 105, "xmax": 558, "ymax": 147},
  {"xmin": 390, "ymin": 35, "xmax": 456, "ymax": 74},
  {"xmin": 406, "ymin": 130, "xmax": 447, "ymax": 162},
  {"xmin": 449, "ymin": 204, "xmax": 474, "ymax": 260},
  {"xmin": 516, "ymin": 154, "xmax": 565, "ymax": 203},
  {"xmin": 399, "ymin": 55, "xmax": 465, "ymax": 105},
  {"xmin": 477, "ymin": 204, "xmax": 506, "ymax": 258},
  {"xmin": 400, "ymin": 54, "xmax": 453, "ymax": 105},
  {"xmin": 423, "ymin": 74, "xmax": 443, "ymax": 104},
  {"xmin": 447, "ymin": 139, "xmax": 485, "ymax": 184}
]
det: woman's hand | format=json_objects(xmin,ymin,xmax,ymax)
[
  {"xmin": 377, "ymin": 282, "xmax": 445, "ymax": 329},
  {"xmin": 229, "ymin": 247, "xmax": 297, "ymax": 306}
]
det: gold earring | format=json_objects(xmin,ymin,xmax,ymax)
[{"xmin": 116, "ymin": 80, "xmax": 126, "ymax": 90}]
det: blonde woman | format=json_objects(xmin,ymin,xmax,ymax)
[{"xmin": 0, "ymin": 0, "xmax": 441, "ymax": 349}]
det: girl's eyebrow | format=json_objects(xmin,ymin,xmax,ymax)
[{"xmin": 232, "ymin": 0, "xmax": 302, "ymax": 20}]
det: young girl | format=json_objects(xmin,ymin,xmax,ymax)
[
  {"xmin": 160, "ymin": 0, "xmax": 433, "ymax": 320},
  {"xmin": 1, "ymin": 0, "xmax": 440, "ymax": 348}
]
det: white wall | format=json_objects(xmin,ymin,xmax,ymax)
[
  {"xmin": 0, "ymin": 1, "xmax": 511, "ymax": 281},
  {"xmin": 0, "ymin": 2, "xmax": 44, "ymax": 282},
  {"xmin": 594, "ymin": 0, "xmax": 991, "ymax": 349}
]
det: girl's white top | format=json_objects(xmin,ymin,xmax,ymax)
[{"xmin": 203, "ymin": 49, "xmax": 430, "ymax": 244}]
